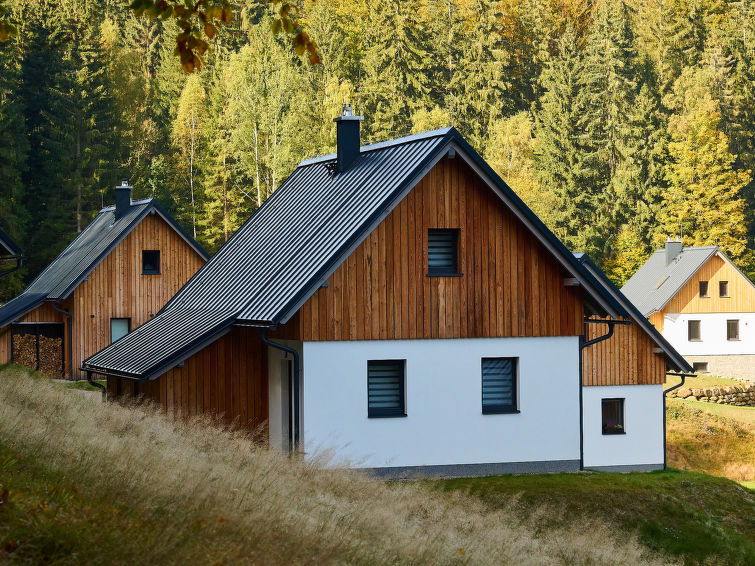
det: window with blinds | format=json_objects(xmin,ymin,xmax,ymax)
[
  {"xmin": 427, "ymin": 229, "xmax": 459, "ymax": 275},
  {"xmin": 481, "ymin": 357, "xmax": 517, "ymax": 414},
  {"xmin": 367, "ymin": 360, "xmax": 406, "ymax": 418}
]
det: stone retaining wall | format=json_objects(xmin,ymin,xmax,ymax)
[{"xmin": 669, "ymin": 384, "xmax": 755, "ymax": 406}]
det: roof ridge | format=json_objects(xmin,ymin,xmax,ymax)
[{"xmin": 298, "ymin": 127, "xmax": 454, "ymax": 167}]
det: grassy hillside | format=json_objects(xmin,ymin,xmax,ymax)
[
  {"xmin": 0, "ymin": 365, "xmax": 753, "ymax": 565},
  {"xmin": 665, "ymin": 375, "xmax": 755, "ymax": 487},
  {"xmin": 0, "ymin": 365, "xmax": 672, "ymax": 566}
]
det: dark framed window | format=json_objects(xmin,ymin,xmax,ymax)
[
  {"xmin": 142, "ymin": 250, "xmax": 160, "ymax": 274},
  {"xmin": 427, "ymin": 229, "xmax": 460, "ymax": 276},
  {"xmin": 367, "ymin": 360, "xmax": 406, "ymax": 418},
  {"xmin": 727, "ymin": 319, "xmax": 739, "ymax": 341},
  {"xmin": 110, "ymin": 318, "xmax": 130, "ymax": 343},
  {"xmin": 481, "ymin": 357, "xmax": 518, "ymax": 414},
  {"xmin": 688, "ymin": 320, "xmax": 701, "ymax": 341},
  {"xmin": 692, "ymin": 362, "xmax": 708, "ymax": 373},
  {"xmin": 699, "ymin": 281, "xmax": 709, "ymax": 297},
  {"xmin": 602, "ymin": 398, "xmax": 625, "ymax": 435},
  {"xmin": 719, "ymin": 280, "xmax": 729, "ymax": 297}
]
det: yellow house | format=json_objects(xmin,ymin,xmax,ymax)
[{"xmin": 622, "ymin": 240, "xmax": 755, "ymax": 380}]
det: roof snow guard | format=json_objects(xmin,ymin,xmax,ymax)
[
  {"xmin": 83, "ymin": 126, "xmax": 627, "ymax": 381},
  {"xmin": 0, "ymin": 196, "xmax": 208, "ymax": 330}
]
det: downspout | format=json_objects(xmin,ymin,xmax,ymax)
[
  {"xmin": 259, "ymin": 328, "xmax": 300, "ymax": 454},
  {"xmin": 579, "ymin": 318, "xmax": 632, "ymax": 471},
  {"xmin": 51, "ymin": 302, "xmax": 73, "ymax": 380},
  {"xmin": 663, "ymin": 372, "xmax": 694, "ymax": 470},
  {"xmin": 86, "ymin": 370, "xmax": 107, "ymax": 402}
]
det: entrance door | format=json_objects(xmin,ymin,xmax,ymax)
[
  {"xmin": 11, "ymin": 323, "xmax": 65, "ymax": 377},
  {"xmin": 281, "ymin": 358, "xmax": 293, "ymax": 454}
]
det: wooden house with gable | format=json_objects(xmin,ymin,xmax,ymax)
[
  {"xmin": 0, "ymin": 183, "xmax": 208, "ymax": 379},
  {"xmin": 83, "ymin": 109, "xmax": 691, "ymax": 476}
]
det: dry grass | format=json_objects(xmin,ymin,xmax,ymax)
[
  {"xmin": 0, "ymin": 364, "xmax": 674, "ymax": 566},
  {"xmin": 667, "ymin": 398, "xmax": 755, "ymax": 484}
]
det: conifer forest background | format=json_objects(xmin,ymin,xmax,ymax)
[{"xmin": 0, "ymin": 0, "xmax": 753, "ymax": 302}]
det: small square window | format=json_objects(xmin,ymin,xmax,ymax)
[
  {"xmin": 110, "ymin": 318, "xmax": 130, "ymax": 343},
  {"xmin": 367, "ymin": 360, "xmax": 406, "ymax": 418},
  {"xmin": 142, "ymin": 250, "xmax": 160, "ymax": 274},
  {"xmin": 692, "ymin": 362, "xmax": 708, "ymax": 373},
  {"xmin": 482, "ymin": 357, "xmax": 518, "ymax": 414},
  {"xmin": 427, "ymin": 229, "xmax": 459, "ymax": 276},
  {"xmin": 602, "ymin": 398, "xmax": 625, "ymax": 435},
  {"xmin": 699, "ymin": 281, "xmax": 709, "ymax": 297},
  {"xmin": 719, "ymin": 280, "xmax": 729, "ymax": 297},
  {"xmin": 688, "ymin": 320, "xmax": 701, "ymax": 341},
  {"xmin": 727, "ymin": 319, "xmax": 739, "ymax": 341}
]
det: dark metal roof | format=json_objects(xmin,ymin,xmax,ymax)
[
  {"xmin": 0, "ymin": 229, "xmax": 22, "ymax": 257},
  {"xmin": 574, "ymin": 253, "xmax": 692, "ymax": 373},
  {"xmin": 621, "ymin": 246, "xmax": 719, "ymax": 316},
  {"xmin": 0, "ymin": 199, "xmax": 208, "ymax": 329},
  {"xmin": 0, "ymin": 293, "xmax": 46, "ymax": 328},
  {"xmin": 84, "ymin": 127, "xmax": 628, "ymax": 380}
]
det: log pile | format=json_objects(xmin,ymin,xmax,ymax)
[
  {"xmin": 39, "ymin": 335, "xmax": 63, "ymax": 376},
  {"xmin": 11, "ymin": 333, "xmax": 63, "ymax": 377},
  {"xmin": 12, "ymin": 334, "xmax": 37, "ymax": 369}
]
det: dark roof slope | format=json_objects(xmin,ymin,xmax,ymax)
[
  {"xmin": 0, "ymin": 229, "xmax": 22, "ymax": 257},
  {"xmin": 0, "ymin": 199, "xmax": 208, "ymax": 327},
  {"xmin": 621, "ymin": 246, "xmax": 719, "ymax": 316},
  {"xmin": 574, "ymin": 253, "xmax": 692, "ymax": 373},
  {"xmin": 84, "ymin": 127, "xmax": 627, "ymax": 380}
]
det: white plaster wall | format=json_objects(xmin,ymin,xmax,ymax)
[
  {"xmin": 582, "ymin": 385, "xmax": 664, "ymax": 468},
  {"xmin": 662, "ymin": 313, "xmax": 755, "ymax": 356},
  {"xmin": 301, "ymin": 336, "xmax": 580, "ymax": 469}
]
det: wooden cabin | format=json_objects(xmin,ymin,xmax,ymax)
[
  {"xmin": 623, "ymin": 242, "xmax": 755, "ymax": 380},
  {"xmin": 84, "ymin": 113, "xmax": 690, "ymax": 476},
  {"xmin": 0, "ymin": 228, "xmax": 23, "ymax": 278},
  {"xmin": 0, "ymin": 183, "xmax": 208, "ymax": 379}
]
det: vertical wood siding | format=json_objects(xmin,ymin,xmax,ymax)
[
  {"xmin": 649, "ymin": 254, "xmax": 755, "ymax": 333},
  {"xmin": 1, "ymin": 213, "xmax": 205, "ymax": 378},
  {"xmin": 107, "ymin": 326, "xmax": 269, "ymax": 432},
  {"xmin": 289, "ymin": 158, "xmax": 585, "ymax": 341},
  {"xmin": 582, "ymin": 317, "xmax": 667, "ymax": 385}
]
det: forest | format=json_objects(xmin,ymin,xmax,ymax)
[{"xmin": 0, "ymin": 0, "xmax": 753, "ymax": 302}]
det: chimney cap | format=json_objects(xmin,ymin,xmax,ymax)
[
  {"xmin": 334, "ymin": 103, "xmax": 363, "ymax": 122},
  {"xmin": 119, "ymin": 180, "xmax": 131, "ymax": 188}
]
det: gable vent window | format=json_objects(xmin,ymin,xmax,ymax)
[
  {"xmin": 688, "ymin": 320, "xmax": 701, "ymax": 341},
  {"xmin": 427, "ymin": 229, "xmax": 460, "ymax": 276},
  {"xmin": 727, "ymin": 319, "xmax": 740, "ymax": 341},
  {"xmin": 367, "ymin": 360, "xmax": 406, "ymax": 418},
  {"xmin": 719, "ymin": 280, "xmax": 729, "ymax": 297},
  {"xmin": 699, "ymin": 281, "xmax": 709, "ymax": 297},
  {"xmin": 142, "ymin": 250, "xmax": 160, "ymax": 275},
  {"xmin": 482, "ymin": 357, "xmax": 518, "ymax": 414}
]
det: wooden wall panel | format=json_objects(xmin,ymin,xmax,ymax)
[
  {"xmin": 70, "ymin": 213, "xmax": 205, "ymax": 379},
  {"xmin": 651, "ymin": 254, "xmax": 755, "ymax": 333},
  {"xmin": 106, "ymin": 326, "xmax": 268, "ymax": 433},
  {"xmin": 1, "ymin": 213, "xmax": 204, "ymax": 379},
  {"xmin": 582, "ymin": 317, "xmax": 667, "ymax": 386},
  {"xmin": 290, "ymin": 158, "xmax": 584, "ymax": 341}
]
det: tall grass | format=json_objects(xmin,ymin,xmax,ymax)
[{"xmin": 0, "ymin": 366, "xmax": 674, "ymax": 565}]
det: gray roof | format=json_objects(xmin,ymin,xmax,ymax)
[
  {"xmin": 83, "ymin": 127, "xmax": 628, "ymax": 380},
  {"xmin": 574, "ymin": 253, "xmax": 692, "ymax": 373},
  {"xmin": 0, "ymin": 229, "xmax": 22, "ymax": 257},
  {"xmin": 621, "ymin": 246, "xmax": 718, "ymax": 316},
  {"xmin": 0, "ymin": 199, "xmax": 208, "ymax": 327}
]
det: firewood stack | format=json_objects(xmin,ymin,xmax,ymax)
[
  {"xmin": 11, "ymin": 333, "xmax": 63, "ymax": 377},
  {"xmin": 39, "ymin": 335, "xmax": 63, "ymax": 376},
  {"xmin": 12, "ymin": 334, "xmax": 37, "ymax": 369}
]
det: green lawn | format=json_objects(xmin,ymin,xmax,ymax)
[{"xmin": 435, "ymin": 469, "xmax": 755, "ymax": 566}]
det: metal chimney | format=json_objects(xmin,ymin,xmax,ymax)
[
  {"xmin": 665, "ymin": 238, "xmax": 682, "ymax": 265},
  {"xmin": 115, "ymin": 181, "xmax": 132, "ymax": 220},
  {"xmin": 334, "ymin": 103, "xmax": 363, "ymax": 173}
]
